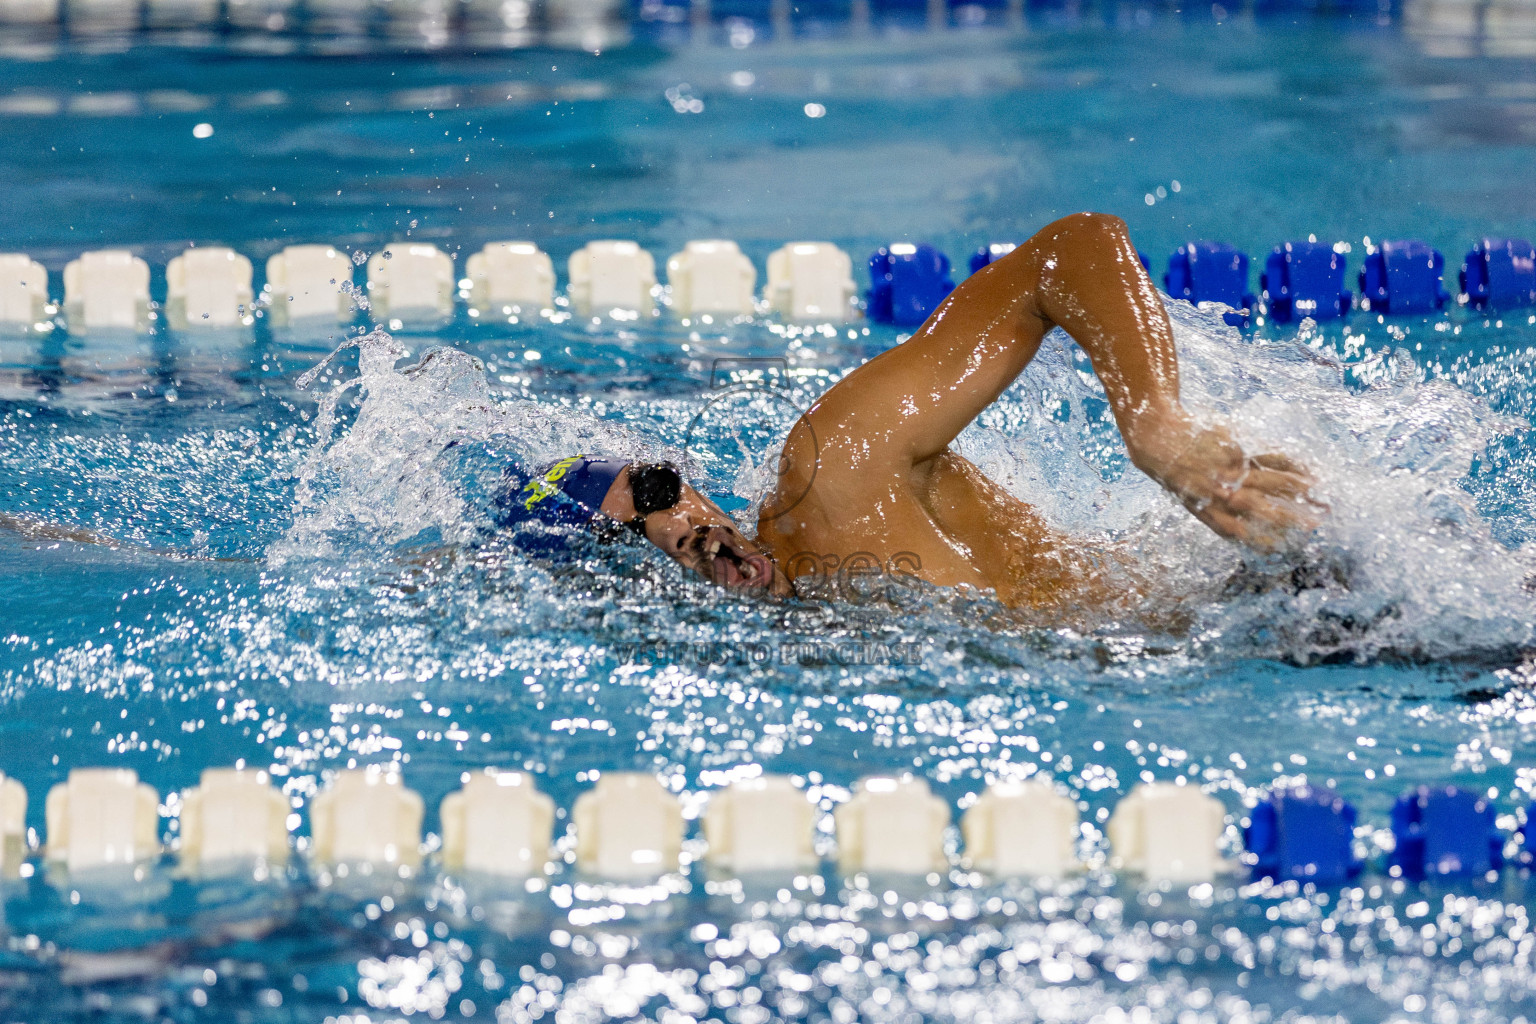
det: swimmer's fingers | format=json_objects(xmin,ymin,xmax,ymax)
[
  {"xmin": 1247, "ymin": 462, "xmax": 1332, "ymax": 525},
  {"xmin": 1249, "ymin": 451, "xmax": 1310, "ymax": 477},
  {"xmin": 1231, "ymin": 488, "xmax": 1323, "ymax": 534},
  {"xmin": 1218, "ymin": 489, "xmax": 1323, "ymax": 552},
  {"xmin": 1195, "ymin": 503, "xmax": 1298, "ymax": 554},
  {"xmin": 1144, "ymin": 421, "xmax": 1325, "ymax": 547},
  {"xmin": 1191, "ymin": 483, "xmax": 1322, "ymax": 552},
  {"xmin": 1241, "ymin": 464, "xmax": 1327, "ymax": 509},
  {"xmin": 1189, "ymin": 503, "xmax": 1265, "ymax": 551},
  {"xmin": 1191, "ymin": 463, "xmax": 1316, "ymax": 519}
]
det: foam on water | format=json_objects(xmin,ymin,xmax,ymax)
[{"xmin": 277, "ymin": 329, "xmax": 674, "ymax": 562}]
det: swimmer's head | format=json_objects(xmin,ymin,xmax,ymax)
[{"xmin": 509, "ymin": 455, "xmax": 789, "ymax": 594}]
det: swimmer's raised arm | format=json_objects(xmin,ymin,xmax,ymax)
[{"xmin": 796, "ymin": 212, "xmax": 1320, "ymax": 550}]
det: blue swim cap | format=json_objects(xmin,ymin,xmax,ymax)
[{"xmin": 491, "ymin": 455, "xmax": 629, "ymax": 554}]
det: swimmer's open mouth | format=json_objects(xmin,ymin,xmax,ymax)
[{"xmin": 701, "ymin": 530, "xmax": 773, "ymax": 590}]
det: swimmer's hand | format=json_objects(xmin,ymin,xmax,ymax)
[{"xmin": 1127, "ymin": 414, "xmax": 1325, "ymax": 552}]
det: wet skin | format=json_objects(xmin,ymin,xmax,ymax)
[
  {"xmin": 600, "ymin": 213, "xmax": 1320, "ymax": 610},
  {"xmin": 759, "ymin": 212, "xmax": 1321, "ymax": 612}
]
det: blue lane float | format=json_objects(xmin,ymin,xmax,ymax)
[
  {"xmin": 1390, "ymin": 785, "xmax": 1504, "ymax": 878},
  {"xmin": 867, "ymin": 243, "xmax": 955, "ymax": 326},
  {"xmin": 1461, "ymin": 238, "xmax": 1536, "ymax": 311},
  {"xmin": 1260, "ymin": 240, "xmax": 1352, "ymax": 324},
  {"xmin": 1243, "ymin": 784, "xmax": 1361, "ymax": 885},
  {"xmin": 1164, "ymin": 241, "xmax": 1254, "ymax": 328},
  {"xmin": 969, "ymin": 242, "xmax": 1018, "ymax": 274},
  {"xmin": 1358, "ymin": 239, "xmax": 1449, "ymax": 315},
  {"xmin": 969, "ymin": 242, "xmax": 1131, "ymax": 275}
]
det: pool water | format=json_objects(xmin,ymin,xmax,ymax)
[{"xmin": 1, "ymin": 9, "xmax": 1536, "ymax": 1023}]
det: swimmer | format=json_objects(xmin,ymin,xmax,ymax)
[
  {"xmin": 3, "ymin": 213, "xmax": 1321, "ymax": 615},
  {"xmin": 509, "ymin": 213, "xmax": 1323, "ymax": 614}
]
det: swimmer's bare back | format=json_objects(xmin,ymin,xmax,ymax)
[{"xmin": 756, "ymin": 212, "xmax": 1324, "ymax": 612}]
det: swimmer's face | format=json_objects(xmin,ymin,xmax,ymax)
[
  {"xmin": 601, "ymin": 475, "xmax": 789, "ymax": 594},
  {"xmin": 640, "ymin": 485, "xmax": 791, "ymax": 593}
]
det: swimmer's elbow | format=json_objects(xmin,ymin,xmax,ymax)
[
  {"xmin": 1041, "ymin": 211, "xmax": 1129, "ymax": 244},
  {"xmin": 1022, "ymin": 214, "xmax": 1135, "ymax": 281}
]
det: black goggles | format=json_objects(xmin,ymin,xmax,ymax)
[{"xmin": 624, "ymin": 462, "xmax": 683, "ymax": 534}]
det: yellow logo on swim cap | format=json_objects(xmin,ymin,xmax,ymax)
[{"xmin": 519, "ymin": 454, "xmax": 587, "ymax": 512}]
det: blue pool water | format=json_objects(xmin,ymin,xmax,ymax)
[{"xmin": 1, "ymin": 7, "xmax": 1536, "ymax": 1022}]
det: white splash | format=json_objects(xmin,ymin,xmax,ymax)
[
  {"xmin": 273, "ymin": 329, "xmax": 650, "ymax": 564},
  {"xmin": 956, "ymin": 300, "xmax": 1535, "ymax": 662}
]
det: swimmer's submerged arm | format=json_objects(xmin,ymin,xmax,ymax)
[
  {"xmin": 0, "ymin": 512, "xmax": 258, "ymax": 563},
  {"xmin": 0, "ymin": 512, "xmax": 131, "ymax": 548},
  {"xmin": 0, "ymin": 512, "xmax": 461, "ymax": 582},
  {"xmin": 803, "ymin": 212, "xmax": 1321, "ymax": 548}
]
